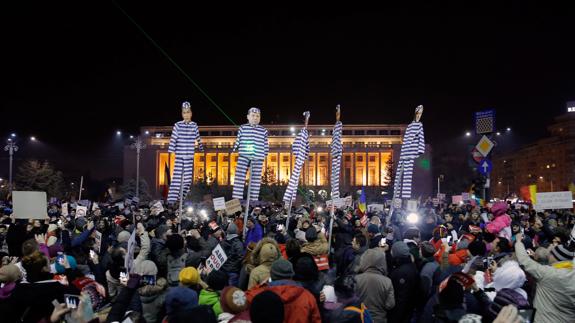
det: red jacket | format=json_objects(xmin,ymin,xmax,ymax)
[{"xmin": 246, "ymin": 282, "xmax": 321, "ymax": 323}]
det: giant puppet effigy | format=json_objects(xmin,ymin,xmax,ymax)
[
  {"xmin": 283, "ymin": 111, "xmax": 311, "ymax": 204},
  {"xmin": 393, "ymin": 105, "xmax": 425, "ymax": 200},
  {"xmin": 167, "ymin": 101, "xmax": 204, "ymax": 204},
  {"xmin": 330, "ymin": 105, "xmax": 343, "ymax": 199},
  {"xmin": 232, "ymin": 107, "xmax": 269, "ymax": 201}
]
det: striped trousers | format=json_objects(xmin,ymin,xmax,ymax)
[
  {"xmin": 283, "ymin": 155, "xmax": 306, "ymax": 203},
  {"xmin": 232, "ymin": 156, "xmax": 264, "ymax": 201},
  {"xmin": 330, "ymin": 154, "xmax": 341, "ymax": 199},
  {"xmin": 393, "ymin": 159, "xmax": 415, "ymax": 199},
  {"xmin": 167, "ymin": 157, "xmax": 194, "ymax": 203}
]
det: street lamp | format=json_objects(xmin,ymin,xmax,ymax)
[
  {"xmin": 130, "ymin": 136, "xmax": 146, "ymax": 199},
  {"xmin": 116, "ymin": 130, "xmax": 122, "ymax": 136},
  {"xmin": 506, "ymin": 127, "xmax": 511, "ymax": 132},
  {"xmin": 30, "ymin": 136, "xmax": 36, "ymax": 141},
  {"xmin": 4, "ymin": 139, "xmax": 19, "ymax": 192},
  {"xmin": 465, "ymin": 132, "xmax": 471, "ymax": 137}
]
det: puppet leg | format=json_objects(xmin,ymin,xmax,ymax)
[
  {"xmin": 248, "ymin": 159, "xmax": 264, "ymax": 201},
  {"xmin": 331, "ymin": 154, "xmax": 341, "ymax": 199},
  {"xmin": 167, "ymin": 157, "xmax": 184, "ymax": 203},
  {"xmin": 233, "ymin": 156, "xmax": 250, "ymax": 199}
]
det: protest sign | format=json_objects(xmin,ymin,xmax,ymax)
[
  {"xmin": 225, "ymin": 199, "xmax": 242, "ymax": 214},
  {"xmin": 76, "ymin": 206, "xmax": 87, "ymax": 217},
  {"xmin": 61, "ymin": 203, "xmax": 69, "ymax": 216},
  {"xmin": 534, "ymin": 191, "xmax": 573, "ymax": 210},
  {"xmin": 13, "ymin": 191, "xmax": 47, "ymax": 220},
  {"xmin": 206, "ymin": 244, "xmax": 228, "ymax": 272},
  {"xmin": 213, "ymin": 197, "xmax": 226, "ymax": 211}
]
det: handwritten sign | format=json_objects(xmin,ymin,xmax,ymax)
[
  {"xmin": 225, "ymin": 199, "xmax": 242, "ymax": 214},
  {"xmin": 94, "ymin": 230, "xmax": 102, "ymax": 253},
  {"xmin": 12, "ymin": 191, "xmax": 47, "ymax": 220},
  {"xmin": 534, "ymin": 191, "xmax": 573, "ymax": 210},
  {"xmin": 205, "ymin": 244, "xmax": 228, "ymax": 272},
  {"xmin": 213, "ymin": 197, "xmax": 226, "ymax": 211}
]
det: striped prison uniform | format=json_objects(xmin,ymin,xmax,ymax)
[
  {"xmin": 393, "ymin": 121, "xmax": 425, "ymax": 199},
  {"xmin": 283, "ymin": 128, "xmax": 310, "ymax": 203},
  {"xmin": 167, "ymin": 121, "xmax": 203, "ymax": 203},
  {"xmin": 232, "ymin": 124, "xmax": 269, "ymax": 201},
  {"xmin": 330, "ymin": 121, "xmax": 343, "ymax": 199}
]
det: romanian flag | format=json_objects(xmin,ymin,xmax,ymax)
[
  {"xmin": 520, "ymin": 184, "xmax": 537, "ymax": 205},
  {"xmin": 358, "ymin": 187, "xmax": 367, "ymax": 214}
]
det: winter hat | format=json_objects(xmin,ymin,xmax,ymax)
[
  {"xmin": 250, "ymin": 290, "xmax": 284, "ymax": 323},
  {"xmin": 367, "ymin": 224, "xmax": 379, "ymax": 235},
  {"xmin": 55, "ymin": 255, "xmax": 78, "ymax": 274},
  {"xmin": 305, "ymin": 227, "xmax": 318, "ymax": 242},
  {"xmin": 117, "ymin": 230, "xmax": 131, "ymax": 244},
  {"xmin": 488, "ymin": 288, "xmax": 530, "ymax": 318},
  {"xmin": 134, "ymin": 260, "xmax": 158, "ymax": 276},
  {"xmin": 420, "ymin": 241, "xmax": 436, "ymax": 258},
  {"xmin": 391, "ymin": 241, "xmax": 411, "ymax": 259},
  {"xmin": 206, "ymin": 270, "xmax": 228, "ymax": 291},
  {"xmin": 154, "ymin": 225, "xmax": 169, "ymax": 239},
  {"xmin": 468, "ymin": 240, "xmax": 486, "ymax": 257},
  {"xmin": 492, "ymin": 261, "xmax": 526, "ymax": 291},
  {"xmin": 295, "ymin": 230, "xmax": 307, "ymax": 243},
  {"xmin": 403, "ymin": 228, "xmax": 420, "ymax": 240},
  {"xmin": 165, "ymin": 286, "xmax": 199, "ymax": 316},
  {"xmin": 293, "ymin": 255, "xmax": 319, "ymax": 282},
  {"xmin": 226, "ymin": 222, "xmax": 238, "ymax": 235},
  {"xmin": 179, "ymin": 267, "xmax": 199, "ymax": 286},
  {"xmin": 0, "ymin": 264, "xmax": 22, "ymax": 283},
  {"xmin": 219, "ymin": 286, "xmax": 248, "ymax": 314},
  {"xmin": 74, "ymin": 217, "xmax": 87, "ymax": 231},
  {"xmin": 550, "ymin": 244, "xmax": 575, "ymax": 262},
  {"xmin": 491, "ymin": 202, "xmax": 508, "ymax": 217},
  {"xmin": 270, "ymin": 258, "xmax": 295, "ymax": 280},
  {"xmin": 169, "ymin": 304, "xmax": 217, "ymax": 323}
]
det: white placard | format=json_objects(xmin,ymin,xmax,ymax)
[
  {"xmin": 94, "ymin": 230, "xmax": 102, "ymax": 253},
  {"xmin": 125, "ymin": 230, "xmax": 137, "ymax": 273},
  {"xmin": 534, "ymin": 191, "xmax": 574, "ymax": 210},
  {"xmin": 462, "ymin": 193, "xmax": 470, "ymax": 201},
  {"xmin": 12, "ymin": 191, "xmax": 47, "ymax": 220},
  {"xmin": 205, "ymin": 244, "xmax": 228, "ymax": 272},
  {"xmin": 225, "ymin": 199, "xmax": 242, "ymax": 214},
  {"xmin": 407, "ymin": 200, "xmax": 418, "ymax": 212},
  {"xmin": 343, "ymin": 196, "xmax": 353, "ymax": 207},
  {"xmin": 393, "ymin": 198, "xmax": 402, "ymax": 209},
  {"xmin": 333, "ymin": 198, "xmax": 346, "ymax": 208},
  {"xmin": 150, "ymin": 201, "xmax": 164, "ymax": 216},
  {"xmin": 367, "ymin": 204, "xmax": 385, "ymax": 213},
  {"xmin": 213, "ymin": 197, "xmax": 226, "ymax": 211},
  {"xmin": 76, "ymin": 206, "xmax": 88, "ymax": 217},
  {"xmin": 61, "ymin": 203, "xmax": 69, "ymax": 216}
]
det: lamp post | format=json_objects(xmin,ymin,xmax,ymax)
[
  {"xmin": 4, "ymin": 140, "xmax": 19, "ymax": 193},
  {"xmin": 130, "ymin": 136, "xmax": 146, "ymax": 199}
]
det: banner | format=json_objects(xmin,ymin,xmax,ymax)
[
  {"xmin": 452, "ymin": 195, "xmax": 463, "ymax": 204},
  {"xmin": 94, "ymin": 230, "xmax": 102, "ymax": 253},
  {"xmin": 12, "ymin": 191, "xmax": 47, "ymax": 220},
  {"xmin": 225, "ymin": 199, "xmax": 242, "ymax": 214},
  {"xmin": 205, "ymin": 244, "xmax": 228, "ymax": 272},
  {"xmin": 61, "ymin": 203, "xmax": 69, "ymax": 217},
  {"xmin": 407, "ymin": 200, "xmax": 418, "ymax": 212},
  {"xmin": 534, "ymin": 191, "xmax": 574, "ymax": 210},
  {"xmin": 150, "ymin": 201, "xmax": 164, "ymax": 216},
  {"xmin": 76, "ymin": 206, "xmax": 88, "ymax": 217},
  {"xmin": 213, "ymin": 197, "xmax": 226, "ymax": 211},
  {"xmin": 367, "ymin": 204, "xmax": 385, "ymax": 213}
]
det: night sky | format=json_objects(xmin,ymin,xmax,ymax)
[{"xmin": 2, "ymin": 3, "xmax": 575, "ymax": 183}]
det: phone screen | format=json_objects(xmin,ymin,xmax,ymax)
[
  {"xmin": 64, "ymin": 294, "xmax": 81, "ymax": 309},
  {"xmin": 141, "ymin": 275, "xmax": 156, "ymax": 286},
  {"xmin": 518, "ymin": 308, "xmax": 535, "ymax": 323}
]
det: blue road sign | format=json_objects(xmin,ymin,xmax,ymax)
[
  {"xmin": 474, "ymin": 109, "xmax": 496, "ymax": 134},
  {"xmin": 478, "ymin": 158, "xmax": 492, "ymax": 175}
]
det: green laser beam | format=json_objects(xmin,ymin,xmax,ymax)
[{"xmin": 112, "ymin": 1, "xmax": 236, "ymax": 125}]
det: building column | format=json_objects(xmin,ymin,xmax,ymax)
[
  {"xmin": 328, "ymin": 152, "xmax": 331, "ymax": 187},
  {"xmin": 215, "ymin": 152, "xmax": 219, "ymax": 185},
  {"xmin": 365, "ymin": 149, "xmax": 368, "ymax": 186},
  {"xmin": 228, "ymin": 152, "xmax": 231, "ymax": 186},
  {"xmin": 277, "ymin": 152, "xmax": 280, "ymax": 184},
  {"xmin": 352, "ymin": 152, "xmax": 356, "ymax": 187},
  {"xmin": 315, "ymin": 153, "xmax": 319, "ymax": 186}
]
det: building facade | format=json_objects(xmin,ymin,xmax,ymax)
[
  {"xmin": 123, "ymin": 123, "xmax": 433, "ymax": 199},
  {"xmin": 491, "ymin": 112, "xmax": 575, "ymax": 197}
]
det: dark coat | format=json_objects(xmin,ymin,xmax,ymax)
[
  {"xmin": 220, "ymin": 235, "xmax": 244, "ymax": 273},
  {"xmin": 389, "ymin": 258, "xmax": 419, "ymax": 323}
]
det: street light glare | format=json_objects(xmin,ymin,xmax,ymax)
[
  {"xmin": 506, "ymin": 127, "xmax": 511, "ymax": 132},
  {"xmin": 496, "ymin": 132, "xmax": 501, "ymax": 136},
  {"xmin": 290, "ymin": 126, "xmax": 295, "ymax": 132},
  {"xmin": 145, "ymin": 130, "xmax": 150, "ymax": 135},
  {"xmin": 317, "ymin": 207, "xmax": 323, "ymax": 213},
  {"xmin": 10, "ymin": 133, "xmax": 16, "ymax": 138},
  {"xmin": 186, "ymin": 207, "xmax": 194, "ymax": 213},
  {"xmin": 116, "ymin": 131, "xmax": 122, "ymax": 136},
  {"xmin": 465, "ymin": 132, "xmax": 471, "ymax": 137},
  {"xmin": 30, "ymin": 136, "xmax": 36, "ymax": 141},
  {"xmin": 407, "ymin": 213, "xmax": 419, "ymax": 224},
  {"xmin": 130, "ymin": 135, "xmax": 134, "ymax": 139}
]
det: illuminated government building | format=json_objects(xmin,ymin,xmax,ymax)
[{"xmin": 123, "ymin": 124, "xmax": 433, "ymax": 198}]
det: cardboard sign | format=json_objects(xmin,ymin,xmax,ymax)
[
  {"xmin": 213, "ymin": 197, "xmax": 226, "ymax": 211},
  {"xmin": 367, "ymin": 204, "xmax": 385, "ymax": 213},
  {"xmin": 61, "ymin": 203, "xmax": 69, "ymax": 216},
  {"xmin": 432, "ymin": 198, "xmax": 439, "ymax": 207},
  {"xmin": 125, "ymin": 230, "xmax": 137, "ymax": 273},
  {"xmin": 437, "ymin": 193, "xmax": 446, "ymax": 201},
  {"xmin": 76, "ymin": 206, "xmax": 88, "ymax": 217},
  {"xmin": 407, "ymin": 200, "xmax": 418, "ymax": 212},
  {"xmin": 344, "ymin": 196, "xmax": 353, "ymax": 207},
  {"xmin": 150, "ymin": 201, "xmax": 164, "ymax": 216},
  {"xmin": 462, "ymin": 193, "xmax": 470, "ymax": 201},
  {"xmin": 12, "ymin": 191, "xmax": 48, "ymax": 220},
  {"xmin": 225, "ymin": 199, "xmax": 242, "ymax": 214},
  {"xmin": 206, "ymin": 244, "xmax": 228, "ymax": 272},
  {"xmin": 94, "ymin": 230, "xmax": 102, "ymax": 253},
  {"xmin": 534, "ymin": 191, "xmax": 574, "ymax": 210}
]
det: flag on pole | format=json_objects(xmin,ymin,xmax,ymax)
[
  {"xmin": 520, "ymin": 185, "xmax": 538, "ymax": 204},
  {"xmin": 358, "ymin": 187, "xmax": 367, "ymax": 215}
]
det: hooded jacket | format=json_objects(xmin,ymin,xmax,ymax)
[
  {"xmin": 139, "ymin": 277, "xmax": 168, "ymax": 323},
  {"xmin": 389, "ymin": 257, "xmax": 419, "ymax": 323},
  {"xmin": 245, "ymin": 222, "xmax": 263, "ymax": 247},
  {"xmin": 486, "ymin": 203, "xmax": 512, "ymax": 239},
  {"xmin": 300, "ymin": 232, "xmax": 329, "ymax": 256},
  {"xmin": 248, "ymin": 238, "xmax": 281, "ymax": 289},
  {"xmin": 355, "ymin": 249, "xmax": 395, "ymax": 323},
  {"xmin": 199, "ymin": 289, "xmax": 223, "ymax": 317},
  {"xmin": 515, "ymin": 240, "xmax": 575, "ymax": 323},
  {"xmin": 220, "ymin": 234, "xmax": 244, "ymax": 274},
  {"xmin": 246, "ymin": 282, "xmax": 321, "ymax": 323}
]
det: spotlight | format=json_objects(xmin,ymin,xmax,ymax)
[
  {"xmin": 116, "ymin": 131, "xmax": 122, "ymax": 136},
  {"xmin": 465, "ymin": 132, "xmax": 471, "ymax": 137},
  {"xmin": 406, "ymin": 213, "xmax": 419, "ymax": 224},
  {"xmin": 186, "ymin": 207, "xmax": 194, "ymax": 213},
  {"xmin": 317, "ymin": 207, "xmax": 323, "ymax": 213}
]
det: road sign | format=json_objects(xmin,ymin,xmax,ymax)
[
  {"xmin": 474, "ymin": 109, "xmax": 496, "ymax": 134},
  {"xmin": 471, "ymin": 148, "xmax": 483, "ymax": 163},
  {"xmin": 478, "ymin": 158, "xmax": 492, "ymax": 175},
  {"xmin": 475, "ymin": 136, "xmax": 494, "ymax": 157}
]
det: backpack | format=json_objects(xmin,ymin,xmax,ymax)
[
  {"xmin": 341, "ymin": 303, "xmax": 373, "ymax": 323},
  {"xmin": 167, "ymin": 253, "xmax": 187, "ymax": 286}
]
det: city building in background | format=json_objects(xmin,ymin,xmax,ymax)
[
  {"xmin": 491, "ymin": 109, "xmax": 575, "ymax": 197},
  {"xmin": 123, "ymin": 124, "xmax": 433, "ymax": 199}
]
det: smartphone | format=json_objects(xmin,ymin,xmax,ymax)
[
  {"xmin": 379, "ymin": 237, "xmax": 387, "ymax": 247},
  {"xmin": 120, "ymin": 272, "xmax": 127, "ymax": 281},
  {"xmin": 57, "ymin": 252, "xmax": 65, "ymax": 265},
  {"xmin": 89, "ymin": 250, "xmax": 96, "ymax": 259},
  {"xmin": 141, "ymin": 275, "xmax": 156, "ymax": 286},
  {"xmin": 64, "ymin": 294, "xmax": 81, "ymax": 309},
  {"xmin": 518, "ymin": 308, "xmax": 535, "ymax": 323}
]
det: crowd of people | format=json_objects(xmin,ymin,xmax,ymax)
[{"xmin": 0, "ymin": 196, "xmax": 574, "ymax": 323}]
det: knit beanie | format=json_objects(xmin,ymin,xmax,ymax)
[
  {"xmin": 270, "ymin": 258, "xmax": 295, "ymax": 280},
  {"xmin": 367, "ymin": 224, "xmax": 379, "ymax": 235},
  {"xmin": 179, "ymin": 267, "xmax": 199, "ymax": 286},
  {"xmin": 439, "ymin": 276, "xmax": 464, "ymax": 308},
  {"xmin": 391, "ymin": 241, "xmax": 411, "ymax": 259},
  {"xmin": 420, "ymin": 241, "xmax": 436, "ymax": 258},
  {"xmin": 305, "ymin": 227, "xmax": 318, "ymax": 243},
  {"xmin": 117, "ymin": 231, "xmax": 131, "ymax": 244},
  {"xmin": 165, "ymin": 287, "xmax": 199, "ymax": 316},
  {"xmin": 295, "ymin": 230, "xmax": 307, "ymax": 243},
  {"xmin": 468, "ymin": 240, "xmax": 486, "ymax": 257},
  {"xmin": 250, "ymin": 290, "xmax": 284, "ymax": 323},
  {"xmin": 206, "ymin": 270, "xmax": 228, "ymax": 291},
  {"xmin": 219, "ymin": 286, "xmax": 248, "ymax": 314},
  {"xmin": 293, "ymin": 255, "xmax": 319, "ymax": 281},
  {"xmin": 134, "ymin": 260, "xmax": 158, "ymax": 276},
  {"xmin": 155, "ymin": 225, "xmax": 169, "ymax": 239},
  {"xmin": 550, "ymin": 244, "xmax": 575, "ymax": 262},
  {"xmin": 226, "ymin": 222, "xmax": 238, "ymax": 235}
]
